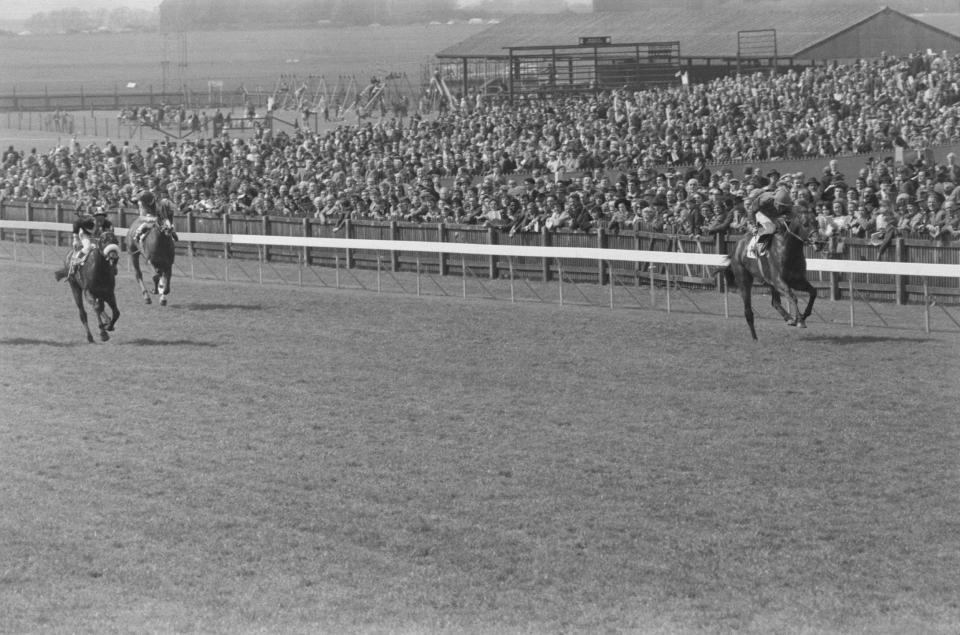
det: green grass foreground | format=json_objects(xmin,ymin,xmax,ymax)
[{"xmin": 1, "ymin": 261, "xmax": 958, "ymax": 634}]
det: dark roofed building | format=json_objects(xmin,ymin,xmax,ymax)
[{"xmin": 434, "ymin": 5, "xmax": 960, "ymax": 101}]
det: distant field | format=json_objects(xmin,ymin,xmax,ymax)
[{"xmin": 0, "ymin": 24, "xmax": 487, "ymax": 94}]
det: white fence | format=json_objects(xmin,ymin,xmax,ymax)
[{"xmin": 3, "ymin": 220, "xmax": 959, "ymax": 332}]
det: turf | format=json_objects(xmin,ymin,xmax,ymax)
[{"xmin": 1, "ymin": 259, "xmax": 958, "ymax": 634}]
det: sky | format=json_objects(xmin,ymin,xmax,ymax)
[{"xmin": 3, "ymin": 0, "xmax": 161, "ymax": 20}]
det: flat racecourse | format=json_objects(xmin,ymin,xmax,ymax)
[{"xmin": 1, "ymin": 258, "xmax": 958, "ymax": 634}]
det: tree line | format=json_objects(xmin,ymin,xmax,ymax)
[{"xmin": 158, "ymin": 0, "xmax": 462, "ymax": 28}]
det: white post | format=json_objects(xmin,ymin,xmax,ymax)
[{"xmin": 848, "ymin": 276, "xmax": 855, "ymax": 328}]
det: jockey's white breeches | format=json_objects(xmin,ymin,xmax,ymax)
[{"xmin": 755, "ymin": 211, "xmax": 775, "ymax": 235}]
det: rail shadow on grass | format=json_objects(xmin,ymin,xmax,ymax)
[
  {"xmin": 0, "ymin": 337, "xmax": 79, "ymax": 347},
  {"xmin": 120, "ymin": 338, "xmax": 219, "ymax": 347},
  {"xmin": 801, "ymin": 334, "xmax": 934, "ymax": 345},
  {"xmin": 181, "ymin": 303, "xmax": 264, "ymax": 311}
]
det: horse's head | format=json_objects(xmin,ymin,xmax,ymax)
[
  {"xmin": 98, "ymin": 230, "xmax": 121, "ymax": 264},
  {"xmin": 788, "ymin": 208, "xmax": 824, "ymax": 252}
]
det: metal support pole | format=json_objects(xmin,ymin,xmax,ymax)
[
  {"xmin": 257, "ymin": 245, "xmax": 263, "ymax": 284},
  {"xmin": 335, "ymin": 253, "xmax": 340, "ymax": 289},
  {"xmin": 377, "ymin": 253, "xmax": 382, "ymax": 293},
  {"xmin": 665, "ymin": 266, "xmax": 671, "ymax": 313},
  {"xmin": 608, "ymin": 261, "xmax": 614, "ymax": 309},
  {"xmin": 848, "ymin": 276, "xmax": 855, "ymax": 327},
  {"xmin": 558, "ymin": 259, "xmax": 564, "ymax": 306},
  {"xmin": 416, "ymin": 255, "xmax": 421, "ymax": 297},
  {"xmin": 649, "ymin": 267, "xmax": 655, "ymax": 306},
  {"xmin": 923, "ymin": 277, "xmax": 930, "ymax": 334}
]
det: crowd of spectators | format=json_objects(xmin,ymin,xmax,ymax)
[{"xmin": 1, "ymin": 49, "xmax": 959, "ymax": 249}]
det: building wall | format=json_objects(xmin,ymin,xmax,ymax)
[{"xmin": 800, "ymin": 10, "xmax": 960, "ymax": 59}]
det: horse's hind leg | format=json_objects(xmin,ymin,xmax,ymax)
[{"xmin": 740, "ymin": 276, "xmax": 758, "ymax": 341}]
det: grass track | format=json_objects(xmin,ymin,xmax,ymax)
[{"xmin": 1, "ymin": 260, "xmax": 959, "ymax": 634}]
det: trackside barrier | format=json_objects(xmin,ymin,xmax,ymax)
[{"xmin": 3, "ymin": 220, "xmax": 959, "ymax": 333}]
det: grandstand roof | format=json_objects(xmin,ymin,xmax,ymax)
[{"xmin": 436, "ymin": 5, "xmax": 960, "ymax": 60}]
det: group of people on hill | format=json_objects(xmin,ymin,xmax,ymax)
[{"xmin": 1, "ymin": 49, "xmax": 960, "ymax": 251}]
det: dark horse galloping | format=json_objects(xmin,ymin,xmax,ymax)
[
  {"xmin": 721, "ymin": 209, "xmax": 822, "ymax": 340},
  {"xmin": 54, "ymin": 230, "xmax": 121, "ymax": 343},
  {"xmin": 129, "ymin": 219, "xmax": 176, "ymax": 306}
]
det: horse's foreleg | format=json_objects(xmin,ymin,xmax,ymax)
[
  {"xmin": 105, "ymin": 293, "xmax": 120, "ymax": 332},
  {"xmin": 71, "ymin": 284, "xmax": 95, "ymax": 343},
  {"xmin": 157, "ymin": 269, "xmax": 170, "ymax": 306},
  {"xmin": 770, "ymin": 281, "xmax": 799, "ymax": 325},
  {"xmin": 792, "ymin": 279, "xmax": 817, "ymax": 328},
  {"xmin": 152, "ymin": 273, "xmax": 161, "ymax": 295},
  {"xmin": 94, "ymin": 299, "xmax": 110, "ymax": 341},
  {"xmin": 131, "ymin": 254, "xmax": 152, "ymax": 304}
]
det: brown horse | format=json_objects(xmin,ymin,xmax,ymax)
[
  {"xmin": 54, "ymin": 230, "xmax": 121, "ymax": 343},
  {"xmin": 128, "ymin": 219, "xmax": 176, "ymax": 306},
  {"xmin": 721, "ymin": 210, "xmax": 822, "ymax": 340}
]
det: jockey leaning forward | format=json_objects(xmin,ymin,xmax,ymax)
[
  {"xmin": 130, "ymin": 190, "xmax": 178, "ymax": 247},
  {"xmin": 68, "ymin": 206, "xmax": 113, "ymax": 276},
  {"xmin": 745, "ymin": 179, "xmax": 794, "ymax": 257}
]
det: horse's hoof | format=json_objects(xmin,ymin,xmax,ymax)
[
  {"xmin": 160, "ymin": 296, "xmax": 167, "ymax": 306},
  {"xmin": 100, "ymin": 332, "xmax": 110, "ymax": 342},
  {"xmin": 144, "ymin": 297, "xmax": 152, "ymax": 304},
  {"xmin": 797, "ymin": 321, "xmax": 807, "ymax": 329},
  {"xmin": 86, "ymin": 335, "xmax": 95, "ymax": 344},
  {"xmin": 785, "ymin": 319, "xmax": 798, "ymax": 327}
]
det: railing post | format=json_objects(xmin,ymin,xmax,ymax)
[
  {"xmin": 438, "ymin": 223, "xmax": 448, "ymax": 276},
  {"xmin": 487, "ymin": 225, "xmax": 497, "ymax": 279},
  {"xmin": 222, "ymin": 213, "xmax": 230, "ymax": 261},
  {"xmin": 894, "ymin": 237, "xmax": 906, "ymax": 305},
  {"xmin": 302, "ymin": 217, "xmax": 311, "ymax": 266},
  {"xmin": 345, "ymin": 220, "xmax": 353, "ymax": 269},
  {"xmin": 829, "ymin": 236, "xmax": 841, "ymax": 301},
  {"xmin": 541, "ymin": 226, "xmax": 551, "ymax": 282},
  {"xmin": 390, "ymin": 220, "xmax": 399, "ymax": 272},
  {"xmin": 187, "ymin": 212, "xmax": 196, "ymax": 258},
  {"xmin": 597, "ymin": 225, "xmax": 606, "ymax": 285},
  {"xmin": 261, "ymin": 215, "xmax": 270, "ymax": 262},
  {"xmin": 55, "ymin": 202, "xmax": 63, "ymax": 247},
  {"xmin": 24, "ymin": 200, "xmax": 33, "ymax": 244}
]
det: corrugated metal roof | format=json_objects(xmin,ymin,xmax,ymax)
[{"xmin": 436, "ymin": 5, "xmax": 929, "ymax": 59}]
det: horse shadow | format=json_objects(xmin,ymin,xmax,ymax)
[
  {"xmin": 181, "ymin": 303, "xmax": 264, "ymax": 312},
  {"xmin": 120, "ymin": 338, "xmax": 219, "ymax": 347},
  {"xmin": 0, "ymin": 337, "xmax": 80, "ymax": 348},
  {"xmin": 800, "ymin": 334, "xmax": 933, "ymax": 345}
]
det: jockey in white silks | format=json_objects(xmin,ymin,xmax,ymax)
[
  {"xmin": 130, "ymin": 190, "xmax": 178, "ymax": 246},
  {"xmin": 745, "ymin": 182, "xmax": 793, "ymax": 257}
]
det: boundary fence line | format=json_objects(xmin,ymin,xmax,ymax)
[{"xmin": 3, "ymin": 220, "xmax": 959, "ymax": 279}]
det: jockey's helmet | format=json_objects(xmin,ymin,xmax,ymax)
[
  {"xmin": 774, "ymin": 189, "xmax": 793, "ymax": 212},
  {"xmin": 137, "ymin": 190, "xmax": 156, "ymax": 208}
]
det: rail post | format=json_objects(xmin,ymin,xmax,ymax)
[
  {"xmin": 390, "ymin": 220, "xmax": 399, "ymax": 272},
  {"xmin": 894, "ymin": 237, "xmax": 907, "ymax": 305}
]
